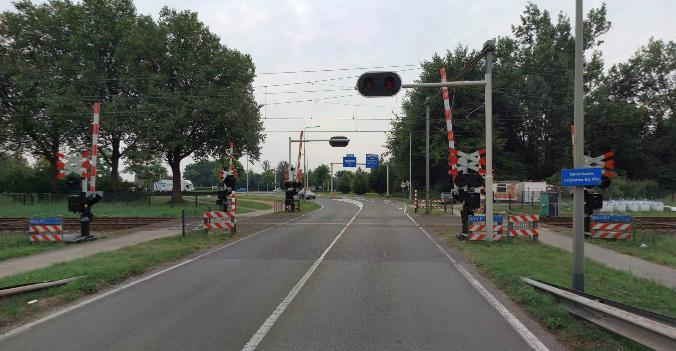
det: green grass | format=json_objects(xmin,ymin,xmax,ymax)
[
  {"xmin": 588, "ymin": 231, "xmax": 676, "ymax": 268},
  {"xmin": 447, "ymin": 238, "xmax": 675, "ymax": 350},
  {"xmin": 0, "ymin": 231, "xmax": 236, "ymax": 330},
  {"xmin": 0, "ymin": 196, "xmax": 275, "ymax": 218},
  {"xmin": 0, "ymin": 234, "xmax": 64, "ymax": 262}
]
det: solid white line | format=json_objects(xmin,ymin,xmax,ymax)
[
  {"xmin": 0, "ymin": 202, "xmax": 326, "ymax": 342},
  {"xmin": 403, "ymin": 209, "xmax": 550, "ymax": 351},
  {"xmin": 242, "ymin": 199, "xmax": 363, "ymax": 351}
]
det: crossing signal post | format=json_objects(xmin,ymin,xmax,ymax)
[
  {"xmin": 57, "ymin": 104, "xmax": 104, "ymax": 243},
  {"xmin": 582, "ymin": 151, "xmax": 615, "ymax": 234}
]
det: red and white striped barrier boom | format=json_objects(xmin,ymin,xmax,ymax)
[
  {"xmin": 440, "ymin": 68, "xmax": 457, "ymax": 184},
  {"xmin": 296, "ymin": 131, "xmax": 304, "ymax": 182},
  {"xmin": 88, "ymin": 103, "xmax": 100, "ymax": 193}
]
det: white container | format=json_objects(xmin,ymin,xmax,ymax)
[
  {"xmin": 614, "ymin": 201, "xmax": 627, "ymax": 212},
  {"xmin": 627, "ymin": 201, "xmax": 640, "ymax": 212},
  {"xmin": 638, "ymin": 201, "xmax": 651, "ymax": 211},
  {"xmin": 601, "ymin": 201, "xmax": 614, "ymax": 212},
  {"xmin": 650, "ymin": 201, "xmax": 664, "ymax": 211}
]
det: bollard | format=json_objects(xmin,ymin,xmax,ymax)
[
  {"xmin": 195, "ymin": 195, "xmax": 198, "ymax": 207},
  {"xmin": 181, "ymin": 209, "xmax": 185, "ymax": 237}
]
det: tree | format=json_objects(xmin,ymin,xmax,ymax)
[
  {"xmin": 368, "ymin": 163, "xmax": 387, "ymax": 194},
  {"xmin": 261, "ymin": 160, "xmax": 273, "ymax": 191},
  {"xmin": 275, "ymin": 160, "xmax": 289, "ymax": 188},
  {"xmin": 336, "ymin": 170, "xmax": 353, "ymax": 194},
  {"xmin": 184, "ymin": 160, "xmax": 219, "ymax": 187},
  {"xmin": 385, "ymin": 2, "xmax": 611, "ymax": 189},
  {"xmin": 77, "ymin": 0, "xmax": 159, "ymax": 193},
  {"xmin": 352, "ymin": 168, "xmax": 369, "ymax": 195},
  {"xmin": 0, "ymin": 0, "xmax": 87, "ymax": 191},
  {"xmin": 312, "ymin": 164, "xmax": 330, "ymax": 190},
  {"xmin": 138, "ymin": 8, "xmax": 264, "ymax": 203}
]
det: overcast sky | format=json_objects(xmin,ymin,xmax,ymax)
[{"xmin": 2, "ymin": 0, "xmax": 674, "ymax": 177}]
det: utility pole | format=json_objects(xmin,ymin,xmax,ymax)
[
  {"xmin": 425, "ymin": 101, "xmax": 431, "ymax": 215},
  {"xmin": 246, "ymin": 154, "xmax": 249, "ymax": 192},
  {"xmin": 484, "ymin": 41, "xmax": 495, "ymax": 241},
  {"xmin": 572, "ymin": 0, "xmax": 585, "ymax": 291},
  {"xmin": 409, "ymin": 130, "xmax": 412, "ymax": 203}
]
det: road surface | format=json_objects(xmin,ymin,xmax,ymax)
[{"xmin": 1, "ymin": 197, "xmax": 553, "ymax": 350}]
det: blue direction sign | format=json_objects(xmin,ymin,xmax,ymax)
[
  {"xmin": 28, "ymin": 217, "xmax": 63, "ymax": 225},
  {"xmin": 560, "ymin": 168, "xmax": 602, "ymax": 187},
  {"xmin": 468, "ymin": 215, "xmax": 503, "ymax": 223},
  {"xmin": 590, "ymin": 215, "xmax": 632, "ymax": 223},
  {"xmin": 365, "ymin": 154, "xmax": 379, "ymax": 169},
  {"xmin": 343, "ymin": 155, "xmax": 357, "ymax": 168}
]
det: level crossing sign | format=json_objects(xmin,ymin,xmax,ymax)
[
  {"xmin": 343, "ymin": 154, "xmax": 357, "ymax": 167},
  {"xmin": 365, "ymin": 154, "xmax": 379, "ymax": 169},
  {"xmin": 560, "ymin": 168, "xmax": 602, "ymax": 187}
]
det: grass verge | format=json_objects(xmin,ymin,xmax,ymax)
[
  {"xmin": 0, "ymin": 234, "xmax": 64, "ymax": 262},
  {"xmin": 588, "ymin": 230, "xmax": 676, "ymax": 268},
  {"xmin": 0, "ymin": 231, "xmax": 236, "ymax": 331},
  {"xmin": 445, "ymin": 237, "xmax": 675, "ymax": 350}
]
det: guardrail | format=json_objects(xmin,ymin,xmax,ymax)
[{"xmin": 521, "ymin": 277, "xmax": 676, "ymax": 350}]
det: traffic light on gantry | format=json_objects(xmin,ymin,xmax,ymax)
[{"xmin": 356, "ymin": 72, "xmax": 402, "ymax": 97}]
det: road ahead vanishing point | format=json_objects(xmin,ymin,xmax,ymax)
[{"xmin": 1, "ymin": 198, "xmax": 556, "ymax": 351}]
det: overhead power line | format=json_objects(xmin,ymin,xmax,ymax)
[{"xmin": 258, "ymin": 64, "xmax": 418, "ymax": 75}]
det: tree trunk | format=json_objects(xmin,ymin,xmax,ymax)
[
  {"xmin": 168, "ymin": 153, "xmax": 184, "ymax": 204},
  {"xmin": 48, "ymin": 141, "xmax": 60, "ymax": 192},
  {"xmin": 110, "ymin": 138, "xmax": 121, "ymax": 193}
]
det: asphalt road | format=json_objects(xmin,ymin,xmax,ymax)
[{"xmin": 1, "ymin": 197, "xmax": 550, "ymax": 350}]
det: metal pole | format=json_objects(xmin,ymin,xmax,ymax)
[
  {"xmin": 330, "ymin": 163, "xmax": 334, "ymax": 196},
  {"xmin": 246, "ymin": 154, "xmax": 249, "ymax": 192},
  {"xmin": 386, "ymin": 164, "xmax": 389, "ymax": 198},
  {"xmin": 288, "ymin": 137, "xmax": 292, "ymax": 178},
  {"xmin": 181, "ymin": 209, "xmax": 185, "ymax": 237},
  {"xmin": 425, "ymin": 103, "xmax": 430, "ymax": 215},
  {"xmin": 409, "ymin": 130, "xmax": 412, "ymax": 203},
  {"xmin": 572, "ymin": 0, "xmax": 585, "ymax": 291},
  {"xmin": 485, "ymin": 42, "xmax": 494, "ymax": 242},
  {"xmin": 304, "ymin": 139, "xmax": 308, "ymax": 191}
]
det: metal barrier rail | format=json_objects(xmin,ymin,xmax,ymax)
[{"xmin": 521, "ymin": 277, "xmax": 676, "ymax": 350}]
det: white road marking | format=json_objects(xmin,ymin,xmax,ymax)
[
  {"xmin": 403, "ymin": 205, "xmax": 550, "ymax": 351},
  {"xmin": 0, "ymin": 202, "xmax": 326, "ymax": 342},
  {"xmin": 242, "ymin": 199, "xmax": 363, "ymax": 351}
]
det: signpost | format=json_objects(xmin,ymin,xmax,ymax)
[
  {"xmin": 560, "ymin": 168, "xmax": 602, "ymax": 187},
  {"xmin": 365, "ymin": 154, "xmax": 379, "ymax": 169},
  {"xmin": 343, "ymin": 154, "xmax": 357, "ymax": 168}
]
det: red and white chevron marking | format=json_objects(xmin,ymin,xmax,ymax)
[
  {"xmin": 203, "ymin": 211, "xmax": 236, "ymax": 220},
  {"xmin": 509, "ymin": 214, "xmax": 539, "ymax": 223},
  {"xmin": 203, "ymin": 222, "xmax": 235, "ymax": 231},
  {"xmin": 29, "ymin": 232, "xmax": 63, "ymax": 242},
  {"xmin": 28, "ymin": 225, "xmax": 63, "ymax": 233},
  {"xmin": 469, "ymin": 224, "xmax": 504, "ymax": 232},
  {"xmin": 509, "ymin": 229, "xmax": 539, "ymax": 237},
  {"xmin": 591, "ymin": 222, "xmax": 632, "ymax": 231},
  {"xmin": 468, "ymin": 233, "xmax": 504, "ymax": 241},
  {"xmin": 590, "ymin": 231, "xmax": 631, "ymax": 239}
]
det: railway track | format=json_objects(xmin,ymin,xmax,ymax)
[
  {"xmin": 540, "ymin": 216, "xmax": 676, "ymax": 230},
  {"xmin": 0, "ymin": 217, "xmax": 174, "ymax": 232}
]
